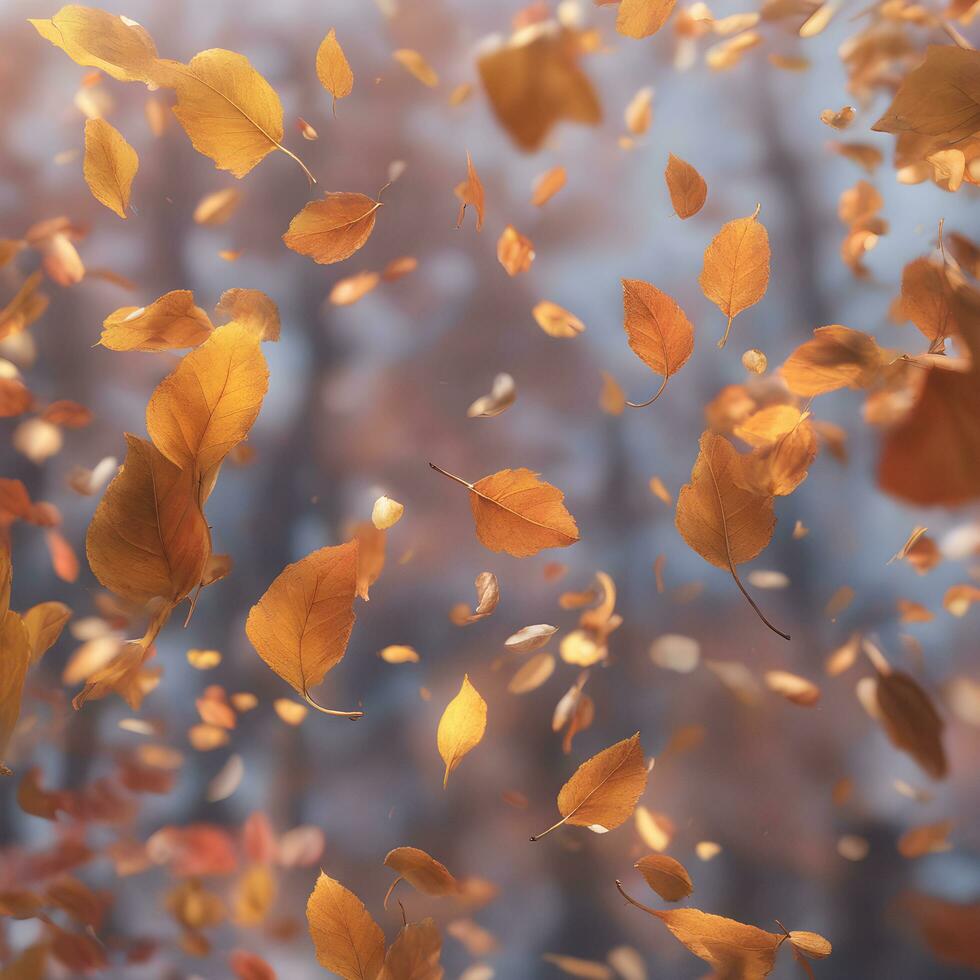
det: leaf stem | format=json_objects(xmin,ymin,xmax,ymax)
[
  {"xmin": 626, "ymin": 374, "xmax": 669, "ymax": 409},
  {"xmin": 717, "ymin": 314, "xmax": 734, "ymax": 349},
  {"xmin": 615, "ymin": 880, "xmax": 660, "ymax": 917},
  {"xmin": 529, "ymin": 815, "xmax": 568, "ymax": 842},
  {"xmin": 279, "ymin": 145, "xmax": 317, "ymax": 186},
  {"xmin": 729, "ymin": 563, "xmax": 791, "ymax": 640},
  {"xmin": 303, "ymin": 687, "xmax": 364, "ymax": 719},
  {"xmin": 382, "ymin": 876, "xmax": 403, "ymax": 910},
  {"xmin": 428, "ymin": 461, "xmax": 473, "ymax": 490}
]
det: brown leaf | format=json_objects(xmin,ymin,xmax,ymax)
[
  {"xmin": 384, "ymin": 846, "xmax": 458, "ymax": 898},
  {"xmin": 875, "ymin": 670, "xmax": 947, "ymax": 779},
  {"xmin": 307, "ymin": 873, "xmax": 385, "ymax": 980},
  {"xmin": 616, "ymin": 883, "xmax": 784, "ymax": 979},
  {"xmin": 780, "ymin": 325, "xmax": 885, "ymax": 397},
  {"xmin": 86, "ymin": 435, "xmax": 210, "ymax": 606},
  {"xmin": 283, "ymin": 192, "xmax": 381, "ymax": 264},
  {"xmin": 699, "ymin": 206, "xmax": 770, "ymax": 348},
  {"xmin": 664, "ymin": 153, "xmax": 707, "ymax": 219},
  {"xmin": 245, "ymin": 541, "xmax": 362, "ymax": 719},
  {"xmin": 100, "ymin": 290, "xmax": 213, "ymax": 352},
  {"xmin": 621, "ymin": 278, "xmax": 694, "ymax": 407},
  {"xmin": 531, "ymin": 733, "xmax": 647, "ymax": 839},
  {"xmin": 675, "ymin": 431, "xmax": 788, "ymax": 639},
  {"xmin": 477, "ymin": 24, "xmax": 600, "ymax": 151},
  {"xmin": 379, "ymin": 918, "xmax": 444, "ymax": 980},
  {"xmin": 634, "ymin": 853, "xmax": 693, "ymax": 902},
  {"xmin": 430, "ymin": 464, "xmax": 579, "ymax": 558}
]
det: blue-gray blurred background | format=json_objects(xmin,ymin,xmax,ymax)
[{"xmin": 1, "ymin": 0, "xmax": 979, "ymax": 976}]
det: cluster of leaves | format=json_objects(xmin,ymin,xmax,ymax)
[{"xmin": 2, "ymin": 0, "xmax": 980, "ymax": 977}]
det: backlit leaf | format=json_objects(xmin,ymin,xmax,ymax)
[
  {"xmin": 307, "ymin": 873, "xmax": 385, "ymax": 980},
  {"xmin": 245, "ymin": 541, "xmax": 362, "ymax": 718},
  {"xmin": 83, "ymin": 118, "xmax": 138, "ymax": 219},
  {"xmin": 437, "ymin": 674, "xmax": 487, "ymax": 787},
  {"xmin": 100, "ymin": 290, "xmax": 213, "ymax": 352},
  {"xmin": 283, "ymin": 192, "xmax": 381, "ymax": 264}
]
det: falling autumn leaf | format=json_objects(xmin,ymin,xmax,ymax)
[
  {"xmin": 437, "ymin": 674, "xmax": 487, "ymax": 787},
  {"xmin": 30, "ymin": 5, "xmax": 159, "ymax": 83},
  {"xmin": 635, "ymin": 853, "xmax": 693, "ymax": 902},
  {"xmin": 699, "ymin": 205, "xmax": 771, "ymax": 348},
  {"xmin": 283, "ymin": 192, "xmax": 381, "ymax": 264},
  {"xmin": 393, "ymin": 49, "xmax": 439, "ymax": 88},
  {"xmin": 378, "ymin": 918, "xmax": 443, "ymax": 980},
  {"xmin": 533, "ymin": 301, "xmax": 585, "ymax": 339},
  {"xmin": 616, "ymin": 882, "xmax": 787, "ymax": 979},
  {"xmin": 86, "ymin": 434, "xmax": 211, "ymax": 607},
  {"xmin": 100, "ymin": 290, "xmax": 213, "ymax": 352},
  {"xmin": 246, "ymin": 541, "xmax": 362, "ymax": 718},
  {"xmin": 621, "ymin": 278, "xmax": 694, "ymax": 407},
  {"xmin": 531, "ymin": 733, "xmax": 647, "ymax": 840},
  {"xmin": 384, "ymin": 846, "xmax": 458, "ymax": 901},
  {"xmin": 455, "ymin": 154, "xmax": 484, "ymax": 231},
  {"xmin": 616, "ymin": 0, "xmax": 678, "ymax": 39},
  {"xmin": 153, "ymin": 50, "xmax": 315, "ymax": 181},
  {"xmin": 429, "ymin": 464, "xmax": 579, "ymax": 558},
  {"xmin": 316, "ymin": 29, "xmax": 353, "ymax": 110},
  {"xmin": 675, "ymin": 431, "xmax": 788, "ymax": 639},
  {"xmin": 145, "ymin": 321, "xmax": 269, "ymax": 486},
  {"xmin": 82, "ymin": 118, "xmax": 138, "ymax": 219},
  {"xmin": 307, "ymin": 873, "xmax": 385, "ymax": 980},
  {"xmin": 664, "ymin": 153, "xmax": 707, "ymax": 219}
]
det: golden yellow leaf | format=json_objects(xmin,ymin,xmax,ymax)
[
  {"xmin": 455, "ymin": 153, "xmax": 484, "ymax": 231},
  {"xmin": 617, "ymin": 0, "xmax": 678, "ymax": 38},
  {"xmin": 29, "ymin": 5, "xmax": 159, "ymax": 83},
  {"xmin": 330, "ymin": 271, "xmax": 380, "ymax": 306},
  {"xmin": 145, "ymin": 321, "xmax": 269, "ymax": 485},
  {"xmin": 621, "ymin": 279, "xmax": 694, "ymax": 408},
  {"xmin": 86, "ymin": 434, "xmax": 211, "ymax": 606},
  {"xmin": 283, "ymin": 192, "xmax": 381, "ymax": 264},
  {"xmin": 214, "ymin": 288, "xmax": 280, "ymax": 341},
  {"xmin": 316, "ymin": 29, "xmax": 353, "ymax": 109},
  {"xmin": 154, "ymin": 50, "xmax": 313, "ymax": 181},
  {"xmin": 378, "ymin": 918, "xmax": 443, "ymax": 980},
  {"xmin": 734, "ymin": 405, "xmax": 818, "ymax": 497},
  {"xmin": 82, "ymin": 118, "xmax": 138, "ymax": 219},
  {"xmin": 675, "ymin": 431, "xmax": 788, "ymax": 639},
  {"xmin": 307, "ymin": 873, "xmax": 385, "ymax": 980},
  {"xmin": 477, "ymin": 24, "xmax": 600, "ymax": 151},
  {"xmin": 0, "ymin": 610, "xmax": 30, "ymax": 775},
  {"xmin": 780, "ymin": 325, "xmax": 884, "ymax": 397},
  {"xmin": 531, "ymin": 732, "xmax": 647, "ymax": 840},
  {"xmin": 532, "ymin": 166, "xmax": 567, "ymax": 207},
  {"xmin": 789, "ymin": 931, "xmax": 832, "ymax": 960},
  {"xmin": 384, "ymin": 846, "xmax": 458, "ymax": 899},
  {"xmin": 437, "ymin": 674, "xmax": 487, "ymax": 787},
  {"xmin": 664, "ymin": 153, "xmax": 707, "ymax": 219},
  {"xmin": 351, "ymin": 520, "xmax": 386, "ymax": 601},
  {"xmin": 616, "ymin": 883, "xmax": 784, "ymax": 980},
  {"xmin": 429, "ymin": 464, "xmax": 579, "ymax": 558},
  {"xmin": 245, "ymin": 540, "xmax": 362, "ymax": 719},
  {"xmin": 699, "ymin": 206, "xmax": 770, "ymax": 348},
  {"xmin": 100, "ymin": 290, "xmax": 213, "ymax": 352},
  {"xmin": 635, "ymin": 853, "xmax": 693, "ymax": 902},
  {"xmin": 533, "ymin": 301, "xmax": 585, "ymax": 338}
]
